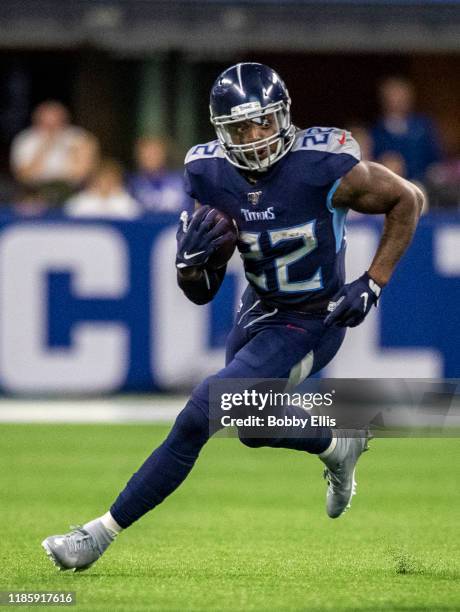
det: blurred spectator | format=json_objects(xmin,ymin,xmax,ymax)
[
  {"xmin": 65, "ymin": 159, "xmax": 139, "ymax": 219},
  {"xmin": 372, "ymin": 77, "xmax": 441, "ymax": 182},
  {"xmin": 10, "ymin": 100, "xmax": 99, "ymax": 205},
  {"xmin": 127, "ymin": 137, "xmax": 192, "ymax": 214},
  {"xmin": 426, "ymin": 157, "xmax": 460, "ymax": 210},
  {"xmin": 10, "ymin": 185, "xmax": 50, "ymax": 217}
]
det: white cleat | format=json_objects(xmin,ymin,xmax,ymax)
[
  {"xmin": 320, "ymin": 430, "xmax": 371, "ymax": 518},
  {"xmin": 42, "ymin": 519, "xmax": 115, "ymax": 572}
]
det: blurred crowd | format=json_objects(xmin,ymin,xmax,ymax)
[
  {"xmin": 0, "ymin": 76, "xmax": 459, "ymax": 218},
  {"xmin": 348, "ymin": 77, "xmax": 459, "ymax": 212},
  {"xmin": 2, "ymin": 100, "xmax": 192, "ymax": 219}
]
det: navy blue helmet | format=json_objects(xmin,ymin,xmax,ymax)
[{"xmin": 210, "ymin": 63, "xmax": 296, "ymax": 172}]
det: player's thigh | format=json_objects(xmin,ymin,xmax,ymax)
[
  {"xmin": 310, "ymin": 325, "xmax": 346, "ymax": 375},
  {"xmin": 223, "ymin": 325, "xmax": 323, "ymax": 380},
  {"xmin": 193, "ymin": 322, "xmax": 344, "ymax": 415},
  {"xmin": 194, "ymin": 325, "xmax": 318, "ymax": 411},
  {"xmin": 225, "ymin": 323, "xmax": 250, "ymax": 366},
  {"xmin": 224, "ymin": 320, "xmax": 346, "ymax": 381}
]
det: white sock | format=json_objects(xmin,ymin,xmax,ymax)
[
  {"xmin": 100, "ymin": 511, "xmax": 123, "ymax": 536},
  {"xmin": 318, "ymin": 434, "xmax": 337, "ymax": 459}
]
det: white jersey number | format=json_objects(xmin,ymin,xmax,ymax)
[{"xmin": 239, "ymin": 221, "xmax": 322, "ymax": 294}]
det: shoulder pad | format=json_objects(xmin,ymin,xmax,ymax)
[
  {"xmin": 292, "ymin": 127, "xmax": 361, "ymax": 161},
  {"xmin": 184, "ymin": 140, "xmax": 225, "ymax": 165}
]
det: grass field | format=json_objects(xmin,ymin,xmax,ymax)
[{"xmin": 1, "ymin": 424, "xmax": 459, "ymax": 611}]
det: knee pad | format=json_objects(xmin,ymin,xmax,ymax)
[{"xmin": 173, "ymin": 400, "xmax": 209, "ymax": 441}]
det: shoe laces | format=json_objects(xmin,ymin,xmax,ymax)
[
  {"xmin": 65, "ymin": 526, "xmax": 97, "ymax": 555},
  {"xmin": 323, "ymin": 465, "xmax": 344, "ymax": 492}
]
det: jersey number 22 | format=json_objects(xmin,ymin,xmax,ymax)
[{"xmin": 239, "ymin": 221, "xmax": 322, "ymax": 294}]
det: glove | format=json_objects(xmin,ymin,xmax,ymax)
[
  {"xmin": 175, "ymin": 206, "xmax": 226, "ymax": 270},
  {"xmin": 324, "ymin": 272, "xmax": 382, "ymax": 328}
]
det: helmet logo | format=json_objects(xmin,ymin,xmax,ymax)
[{"xmin": 231, "ymin": 101, "xmax": 262, "ymax": 116}]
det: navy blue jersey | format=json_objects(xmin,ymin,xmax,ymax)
[{"xmin": 184, "ymin": 127, "xmax": 361, "ymax": 309}]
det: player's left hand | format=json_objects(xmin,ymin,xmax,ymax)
[
  {"xmin": 175, "ymin": 206, "xmax": 226, "ymax": 270},
  {"xmin": 324, "ymin": 272, "xmax": 382, "ymax": 328}
]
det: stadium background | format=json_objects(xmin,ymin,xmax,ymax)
[
  {"xmin": 0, "ymin": 0, "xmax": 458, "ymax": 396},
  {"xmin": 0, "ymin": 3, "xmax": 459, "ymax": 611}
]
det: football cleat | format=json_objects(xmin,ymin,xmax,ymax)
[
  {"xmin": 320, "ymin": 430, "xmax": 371, "ymax": 518},
  {"xmin": 41, "ymin": 519, "xmax": 115, "ymax": 572}
]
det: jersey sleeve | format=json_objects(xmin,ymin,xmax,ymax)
[
  {"xmin": 183, "ymin": 166, "xmax": 198, "ymax": 202},
  {"xmin": 292, "ymin": 127, "xmax": 361, "ymax": 186},
  {"xmin": 325, "ymin": 129, "xmax": 361, "ymax": 183},
  {"xmin": 183, "ymin": 140, "xmax": 225, "ymax": 207}
]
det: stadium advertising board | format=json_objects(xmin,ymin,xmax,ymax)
[{"xmin": 0, "ymin": 214, "xmax": 457, "ymax": 394}]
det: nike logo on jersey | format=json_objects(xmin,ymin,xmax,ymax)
[
  {"xmin": 360, "ymin": 292, "xmax": 369, "ymax": 311},
  {"xmin": 183, "ymin": 250, "xmax": 206, "ymax": 260}
]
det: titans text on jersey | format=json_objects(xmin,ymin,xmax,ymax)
[{"xmin": 184, "ymin": 127, "xmax": 360, "ymax": 309}]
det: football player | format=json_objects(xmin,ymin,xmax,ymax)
[{"xmin": 42, "ymin": 63, "xmax": 423, "ymax": 571}]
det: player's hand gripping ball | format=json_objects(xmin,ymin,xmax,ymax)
[
  {"xmin": 206, "ymin": 209, "xmax": 238, "ymax": 269},
  {"xmin": 176, "ymin": 205, "xmax": 237, "ymax": 271}
]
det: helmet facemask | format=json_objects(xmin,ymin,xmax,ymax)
[{"xmin": 211, "ymin": 100, "xmax": 296, "ymax": 172}]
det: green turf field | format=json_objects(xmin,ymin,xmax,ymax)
[{"xmin": 1, "ymin": 424, "xmax": 459, "ymax": 611}]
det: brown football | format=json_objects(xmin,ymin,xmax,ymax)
[{"xmin": 206, "ymin": 209, "xmax": 238, "ymax": 270}]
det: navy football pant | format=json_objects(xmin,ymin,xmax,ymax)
[{"xmin": 111, "ymin": 292, "xmax": 345, "ymax": 528}]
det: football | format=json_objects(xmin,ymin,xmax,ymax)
[{"xmin": 206, "ymin": 208, "xmax": 238, "ymax": 270}]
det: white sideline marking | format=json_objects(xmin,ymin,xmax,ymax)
[{"xmin": 0, "ymin": 396, "xmax": 186, "ymax": 423}]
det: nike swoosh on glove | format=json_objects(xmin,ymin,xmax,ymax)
[
  {"xmin": 176, "ymin": 206, "xmax": 227, "ymax": 269},
  {"xmin": 324, "ymin": 272, "xmax": 382, "ymax": 328}
]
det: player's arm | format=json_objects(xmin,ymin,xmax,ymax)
[
  {"xmin": 177, "ymin": 265, "xmax": 226, "ymax": 305},
  {"xmin": 334, "ymin": 161, "xmax": 424, "ymax": 286},
  {"xmin": 325, "ymin": 161, "xmax": 424, "ymax": 328},
  {"xmin": 176, "ymin": 203, "xmax": 227, "ymax": 305}
]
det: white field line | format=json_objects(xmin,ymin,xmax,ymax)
[{"xmin": 0, "ymin": 396, "xmax": 186, "ymax": 423}]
